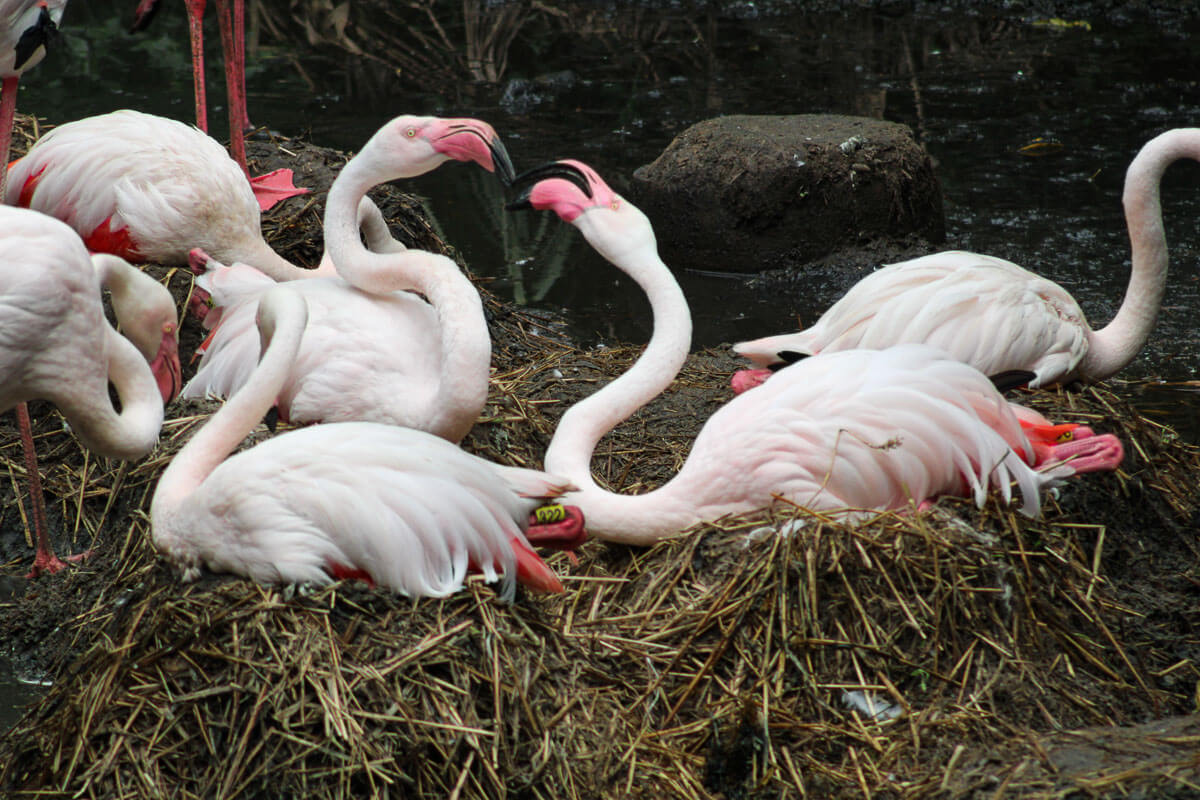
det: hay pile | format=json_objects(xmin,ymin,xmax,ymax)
[{"xmin": 2, "ymin": 115, "xmax": 1200, "ymax": 799}]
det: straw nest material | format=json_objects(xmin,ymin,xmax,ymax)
[{"xmin": 2, "ymin": 115, "xmax": 1200, "ymax": 799}]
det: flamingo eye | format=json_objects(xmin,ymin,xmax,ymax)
[
  {"xmin": 405, "ymin": 128, "xmax": 417, "ymax": 138},
  {"xmin": 611, "ymin": 199, "xmax": 621, "ymax": 211},
  {"xmin": 1058, "ymin": 431, "xmax": 1073, "ymax": 442}
]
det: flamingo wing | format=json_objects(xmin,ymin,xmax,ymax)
[
  {"xmin": 153, "ymin": 423, "xmax": 564, "ymax": 600},
  {"xmin": 734, "ymin": 251, "xmax": 1090, "ymax": 387}
]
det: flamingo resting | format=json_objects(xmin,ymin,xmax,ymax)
[
  {"xmin": 6, "ymin": 111, "xmax": 515, "ymax": 288},
  {"xmin": 151, "ymin": 283, "xmax": 584, "ymax": 600},
  {"xmin": 732, "ymin": 128, "xmax": 1200, "ymax": 393},
  {"xmin": 183, "ymin": 244, "xmax": 490, "ymax": 443},
  {"xmin": 1, "ymin": 207, "xmax": 166, "ymax": 576},
  {"xmin": 0, "ymin": 0, "xmax": 66, "ymax": 196},
  {"xmin": 509, "ymin": 161, "xmax": 1124, "ymax": 544},
  {"xmin": 129, "ymin": 0, "xmax": 307, "ymax": 209}
]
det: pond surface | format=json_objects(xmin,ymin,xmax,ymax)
[{"xmin": 4, "ymin": 0, "xmax": 1200, "ymax": 731}]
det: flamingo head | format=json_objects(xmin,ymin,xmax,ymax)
[
  {"xmin": 149, "ymin": 323, "xmax": 182, "ymax": 405},
  {"xmin": 379, "ymin": 115, "xmax": 516, "ymax": 183},
  {"xmin": 507, "ymin": 159, "xmax": 657, "ymax": 263}
]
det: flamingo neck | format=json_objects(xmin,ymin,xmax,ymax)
[
  {"xmin": 231, "ymin": 235, "xmax": 318, "ymax": 282},
  {"xmin": 1083, "ymin": 128, "xmax": 1200, "ymax": 379},
  {"xmin": 152, "ymin": 288, "xmax": 306, "ymax": 519},
  {"xmin": 324, "ymin": 145, "xmax": 434, "ymax": 290},
  {"xmin": 393, "ymin": 251, "xmax": 492, "ymax": 442},
  {"xmin": 92, "ymin": 254, "xmax": 162, "ymax": 360},
  {"xmin": 58, "ymin": 325, "xmax": 164, "ymax": 461},
  {"xmin": 544, "ymin": 236, "xmax": 699, "ymax": 544}
]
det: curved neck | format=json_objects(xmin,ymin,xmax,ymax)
[
  {"xmin": 544, "ymin": 238, "xmax": 698, "ymax": 543},
  {"xmin": 233, "ymin": 236, "xmax": 319, "ymax": 282},
  {"xmin": 1083, "ymin": 128, "xmax": 1200, "ymax": 379},
  {"xmin": 152, "ymin": 288, "xmax": 307, "ymax": 518},
  {"xmin": 92, "ymin": 254, "xmax": 166, "ymax": 360},
  {"xmin": 58, "ymin": 326, "xmax": 164, "ymax": 460},
  {"xmin": 403, "ymin": 253, "xmax": 492, "ymax": 442}
]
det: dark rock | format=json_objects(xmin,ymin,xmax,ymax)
[{"xmin": 630, "ymin": 114, "xmax": 945, "ymax": 273}]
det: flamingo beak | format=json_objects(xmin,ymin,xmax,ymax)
[
  {"xmin": 151, "ymin": 325, "xmax": 182, "ymax": 404},
  {"xmin": 432, "ymin": 122, "xmax": 515, "ymax": 183}
]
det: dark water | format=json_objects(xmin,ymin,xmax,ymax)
[{"xmin": 3, "ymin": 1, "xmax": 1200, "ymax": 730}]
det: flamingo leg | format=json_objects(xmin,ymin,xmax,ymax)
[
  {"xmin": 15, "ymin": 402, "xmax": 64, "ymax": 578},
  {"xmin": 232, "ymin": 0, "xmax": 250, "ymax": 130},
  {"xmin": 0, "ymin": 75, "xmax": 19, "ymax": 199},
  {"xmin": 185, "ymin": 0, "xmax": 208, "ymax": 132},
  {"xmin": 214, "ymin": 0, "xmax": 248, "ymax": 178}
]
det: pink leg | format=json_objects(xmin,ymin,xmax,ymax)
[
  {"xmin": 214, "ymin": 0, "xmax": 248, "ymax": 177},
  {"xmin": 232, "ymin": 0, "xmax": 250, "ymax": 130},
  {"xmin": 15, "ymin": 403, "xmax": 65, "ymax": 578},
  {"xmin": 0, "ymin": 75, "xmax": 19, "ymax": 200},
  {"xmin": 185, "ymin": 0, "xmax": 208, "ymax": 132}
]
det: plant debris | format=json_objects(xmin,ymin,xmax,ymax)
[{"xmin": 1, "ymin": 114, "xmax": 1198, "ymax": 799}]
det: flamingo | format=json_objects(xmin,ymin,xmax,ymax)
[
  {"xmin": 1, "ymin": 207, "xmax": 166, "ymax": 576},
  {"xmin": 151, "ymin": 282, "xmax": 583, "ymax": 600},
  {"xmin": 0, "ymin": 0, "xmax": 65, "ymax": 196},
  {"xmin": 182, "ymin": 244, "xmax": 489, "ymax": 442},
  {"xmin": 509, "ymin": 161, "xmax": 1124, "ymax": 544},
  {"xmin": 731, "ymin": 128, "xmax": 1200, "ymax": 393},
  {"xmin": 181, "ymin": 114, "xmax": 517, "ymax": 440},
  {"xmin": 129, "ymin": 0, "xmax": 306, "ymax": 209},
  {"xmin": 6, "ymin": 111, "xmax": 515, "ymax": 287}
]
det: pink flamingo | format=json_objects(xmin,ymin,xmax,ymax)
[
  {"xmin": 183, "ymin": 245, "xmax": 489, "ymax": 442},
  {"xmin": 510, "ymin": 161, "xmax": 1124, "ymax": 544},
  {"xmin": 0, "ymin": 0, "xmax": 65, "ymax": 196},
  {"xmin": 731, "ymin": 128, "xmax": 1200, "ymax": 393},
  {"xmin": 6, "ymin": 111, "xmax": 514, "ymax": 285},
  {"xmin": 151, "ymin": 282, "xmax": 583, "ymax": 599},
  {"xmin": 181, "ymin": 115, "xmax": 519, "ymax": 440},
  {"xmin": 129, "ymin": 0, "xmax": 305, "ymax": 209},
  {"xmin": 1, "ymin": 207, "xmax": 167, "ymax": 576}
]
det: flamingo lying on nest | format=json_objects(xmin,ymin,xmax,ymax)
[
  {"xmin": 508, "ymin": 161, "xmax": 1124, "ymax": 544},
  {"xmin": 732, "ymin": 128, "xmax": 1200, "ymax": 392},
  {"xmin": 152, "ymin": 283, "xmax": 584, "ymax": 599},
  {"xmin": 183, "ymin": 115, "xmax": 515, "ymax": 441},
  {"xmin": 1, "ymin": 206, "xmax": 166, "ymax": 576},
  {"xmin": 129, "ymin": 0, "xmax": 307, "ymax": 208}
]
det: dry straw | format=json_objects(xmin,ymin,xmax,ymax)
[{"xmin": 1, "ymin": 116, "xmax": 1198, "ymax": 799}]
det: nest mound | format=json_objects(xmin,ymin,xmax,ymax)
[{"xmin": 2, "ymin": 116, "xmax": 1200, "ymax": 799}]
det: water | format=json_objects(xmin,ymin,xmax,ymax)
[{"xmin": 5, "ymin": 1, "xmax": 1200, "ymax": 728}]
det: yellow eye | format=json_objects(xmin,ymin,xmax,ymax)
[
  {"xmin": 405, "ymin": 128, "xmax": 417, "ymax": 138},
  {"xmin": 1058, "ymin": 431, "xmax": 1073, "ymax": 442},
  {"xmin": 611, "ymin": 199, "xmax": 621, "ymax": 210}
]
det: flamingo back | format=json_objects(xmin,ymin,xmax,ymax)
[
  {"xmin": 734, "ymin": 251, "xmax": 1090, "ymax": 387},
  {"xmin": 183, "ymin": 264, "xmax": 447, "ymax": 430},
  {"xmin": 151, "ymin": 422, "xmax": 565, "ymax": 601},
  {"xmin": 684, "ymin": 344, "xmax": 1046, "ymax": 518},
  {"xmin": 5, "ymin": 110, "xmax": 261, "ymax": 263}
]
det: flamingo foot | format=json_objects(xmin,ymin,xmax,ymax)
[
  {"xmin": 250, "ymin": 169, "xmax": 310, "ymax": 211},
  {"xmin": 731, "ymin": 368, "xmax": 771, "ymax": 394},
  {"xmin": 26, "ymin": 548, "xmax": 92, "ymax": 580}
]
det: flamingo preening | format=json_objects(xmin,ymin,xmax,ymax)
[
  {"xmin": 0, "ymin": 0, "xmax": 65, "ymax": 196},
  {"xmin": 6, "ymin": 111, "xmax": 514, "ymax": 287},
  {"xmin": 732, "ymin": 128, "xmax": 1200, "ymax": 392},
  {"xmin": 151, "ymin": 282, "xmax": 583, "ymax": 599},
  {"xmin": 510, "ymin": 161, "xmax": 1124, "ymax": 545},
  {"xmin": 129, "ymin": 0, "xmax": 306, "ymax": 208},
  {"xmin": 1, "ymin": 207, "xmax": 166, "ymax": 576}
]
